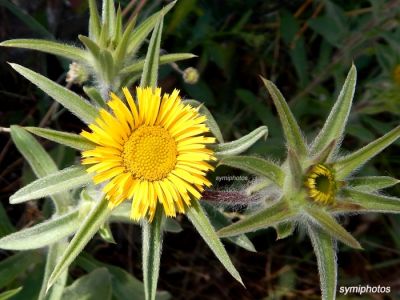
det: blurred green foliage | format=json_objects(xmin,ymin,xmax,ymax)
[{"xmin": 0, "ymin": 0, "xmax": 399, "ymax": 299}]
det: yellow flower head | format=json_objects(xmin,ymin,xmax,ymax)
[
  {"xmin": 305, "ymin": 164, "xmax": 336, "ymax": 205},
  {"xmin": 81, "ymin": 87, "xmax": 216, "ymax": 221}
]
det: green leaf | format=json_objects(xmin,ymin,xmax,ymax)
[
  {"xmin": 275, "ymin": 222, "xmax": 295, "ymax": 240},
  {"xmin": 10, "ymin": 126, "xmax": 70, "ymax": 213},
  {"xmin": 0, "ymin": 252, "xmax": 41, "ymax": 289},
  {"xmin": 122, "ymin": 53, "xmax": 196, "ymax": 74},
  {"xmin": 11, "ymin": 125, "xmax": 57, "ymax": 177},
  {"xmin": 78, "ymin": 35, "xmax": 101, "ymax": 58},
  {"xmin": 10, "ymin": 166, "xmax": 92, "ymax": 204},
  {"xmin": 0, "ymin": 39, "xmax": 87, "ymax": 62},
  {"xmin": 114, "ymin": 15, "xmax": 137, "ymax": 66},
  {"xmin": 342, "ymin": 188, "xmax": 400, "ymax": 213},
  {"xmin": 62, "ymin": 268, "xmax": 112, "ymax": 300},
  {"xmin": 334, "ymin": 125, "xmax": 400, "ymax": 180},
  {"xmin": 347, "ymin": 176, "xmax": 399, "ymax": 192},
  {"xmin": 88, "ymin": 0, "xmax": 101, "ymax": 41},
  {"xmin": 305, "ymin": 206, "xmax": 362, "ymax": 249},
  {"xmin": 218, "ymin": 156, "xmax": 285, "ymax": 187},
  {"xmin": 99, "ymin": 49, "xmax": 115, "ymax": 84},
  {"xmin": 0, "ymin": 287, "xmax": 23, "ymax": 300},
  {"xmin": 186, "ymin": 201, "xmax": 243, "ymax": 285},
  {"xmin": 307, "ymin": 225, "xmax": 337, "ymax": 300},
  {"xmin": 140, "ymin": 17, "xmax": 163, "ymax": 88},
  {"xmin": 287, "ymin": 149, "xmax": 303, "ymax": 190},
  {"xmin": 83, "ymin": 86, "xmax": 107, "ymax": 107},
  {"xmin": 25, "ymin": 127, "xmax": 95, "ymax": 151},
  {"xmin": 312, "ymin": 139, "xmax": 336, "ymax": 163},
  {"xmin": 127, "ymin": 1, "xmax": 175, "ymax": 55},
  {"xmin": 214, "ymin": 126, "xmax": 268, "ymax": 156},
  {"xmin": 9, "ymin": 63, "xmax": 98, "ymax": 124},
  {"xmin": 218, "ymin": 200, "xmax": 294, "ymax": 238},
  {"xmin": 114, "ymin": 6, "xmax": 123, "ymax": 44},
  {"xmin": 38, "ymin": 241, "xmax": 69, "ymax": 300},
  {"xmin": 183, "ymin": 99, "xmax": 224, "ymax": 143},
  {"xmin": 202, "ymin": 202, "xmax": 256, "ymax": 252},
  {"xmin": 311, "ymin": 65, "xmax": 357, "ymax": 156},
  {"xmin": 142, "ymin": 207, "xmax": 163, "ymax": 300},
  {"xmin": 260, "ymin": 77, "xmax": 307, "ymax": 157},
  {"xmin": 102, "ymin": 0, "xmax": 116, "ymax": 37},
  {"xmin": 0, "ymin": 209, "xmax": 80, "ymax": 250},
  {"xmin": 47, "ymin": 197, "xmax": 112, "ymax": 291}
]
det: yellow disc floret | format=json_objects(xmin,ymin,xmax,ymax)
[
  {"xmin": 122, "ymin": 126, "xmax": 177, "ymax": 181},
  {"xmin": 305, "ymin": 164, "xmax": 336, "ymax": 205}
]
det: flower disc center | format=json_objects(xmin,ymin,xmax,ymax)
[
  {"xmin": 122, "ymin": 125, "xmax": 177, "ymax": 181},
  {"xmin": 305, "ymin": 164, "xmax": 336, "ymax": 205}
]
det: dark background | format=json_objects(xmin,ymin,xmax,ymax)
[{"xmin": 1, "ymin": 0, "xmax": 400, "ymax": 299}]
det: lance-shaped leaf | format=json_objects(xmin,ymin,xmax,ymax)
[
  {"xmin": 38, "ymin": 240, "xmax": 69, "ymax": 300},
  {"xmin": 183, "ymin": 99, "xmax": 224, "ymax": 143},
  {"xmin": 218, "ymin": 156, "xmax": 285, "ymax": 187},
  {"xmin": 114, "ymin": 15, "xmax": 137, "ymax": 66},
  {"xmin": 187, "ymin": 201, "xmax": 243, "ymax": 285},
  {"xmin": 79, "ymin": 35, "xmax": 101, "ymax": 58},
  {"xmin": 102, "ymin": 0, "xmax": 116, "ymax": 38},
  {"xmin": 11, "ymin": 125, "xmax": 57, "ymax": 177},
  {"xmin": 122, "ymin": 53, "xmax": 196, "ymax": 74},
  {"xmin": 202, "ymin": 202, "xmax": 256, "ymax": 252},
  {"xmin": 305, "ymin": 206, "xmax": 362, "ymax": 249},
  {"xmin": 218, "ymin": 199, "xmax": 294, "ymax": 238},
  {"xmin": 342, "ymin": 188, "xmax": 400, "ymax": 213},
  {"xmin": 311, "ymin": 65, "xmax": 357, "ymax": 156},
  {"xmin": 0, "ymin": 251, "xmax": 41, "ymax": 289},
  {"xmin": 83, "ymin": 86, "xmax": 107, "ymax": 107},
  {"xmin": 0, "ymin": 287, "xmax": 23, "ymax": 300},
  {"xmin": 334, "ymin": 125, "xmax": 400, "ymax": 180},
  {"xmin": 127, "ymin": 1, "xmax": 175, "ymax": 55},
  {"xmin": 88, "ymin": 0, "xmax": 101, "ymax": 41},
  {"xmin": 140, "ymin": 17, "xmax": 163, "ymax": 88},
  {"xmin": 214, "ymin": 126, "xmax": 268, "ymax": 156},
  {"xmin": 0, "ymin": 39, "xmax": 87, "ymax": 62},
  {"xmin": 47, "ymin": 197, "xmax": 112, "ymax": 291},
  {"xmin": 10, "ymin": 126, "xmax": 70, "ymax": 212},
  {"xmin": 142, "ymin": 207, "xmax": 164, "ymax": 300},
  {"xmin": 10, "ymin": 166, "xmax": 92, "ymax": 204},
  {"xmin": 287, "ymin": 149, "xmax": 303, "ymax": 190},
  {"xmin": 0, "ymin": 209, "xmax": 80, "ymax": 250},
  {"xmin": 25, "ymin": 127, "xmax": 95, "ymax": 151},
  {"xmin": 307, "ymin": 225, "xmax": 337, "ymax": 300},
  {"xmin": 9, "ymin": 63, "xmax": 98, "ymax": 124},
  {"xmin": 347, "ymin": 176, "xmax": 399, "ymax": 192},
  {"xmin": 261, "ymin": 77, "xmax": 307, "ymax": 157},
  {"xmin": 62, "ymin": 268, "xmax": 112, "ymax": 300}
]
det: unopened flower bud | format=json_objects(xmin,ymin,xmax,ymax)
[
  {"xmin": 66, "ymin": 62, "xmax": 88, "ymax": 85},
  {"xmin": 183, "ymin": 67, "xmax": 199, "ymax": 84}
]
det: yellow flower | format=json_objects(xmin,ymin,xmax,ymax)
[
  {"xmin": 305, "ymin": 164, "xmax": 336, "ymax": 205},
  {"xmin": 81, "ymin": 87, "xmax": 216, "ymax": 221}
]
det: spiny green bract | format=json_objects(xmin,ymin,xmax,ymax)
[{"xmin": 217, "ymin": 65, "xmax": 400, "ymax": 300}]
